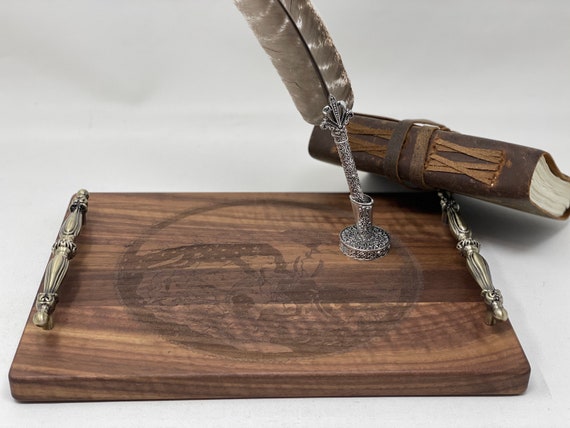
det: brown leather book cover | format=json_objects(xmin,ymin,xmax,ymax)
[{"xmin": 309, "ymin": 112, "xmax": 570, "ymax": 219}]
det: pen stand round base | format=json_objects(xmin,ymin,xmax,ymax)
[{"xmin": 339, "ymin": 195, "xmax": 390, "ymax": 260}]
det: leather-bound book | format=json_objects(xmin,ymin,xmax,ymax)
[{"xmin": 309, "ymin": 112, "xmax": 570, "ymax": 219}]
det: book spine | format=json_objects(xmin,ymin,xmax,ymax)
[{"xmin": 308, "ymin": 112, "xmax": 567, "ymax": 219}]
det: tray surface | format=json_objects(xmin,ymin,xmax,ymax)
[{"xmin": 9, "ymin": 192, "xmax": 530, "ymax": 401}]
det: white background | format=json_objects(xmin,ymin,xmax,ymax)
[{"xmin": 1, "ymin": 1, "xmax": 570, "ymax": 426}]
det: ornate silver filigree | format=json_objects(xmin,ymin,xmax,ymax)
[
  {"xmin": 321, "ymin": 95, "xmax": 364, "ymax": 203},
  {"xmin": 321, "ymin": 95, "xmax": 390, "ymax": 260},
  {"xmin": 339, "ymin": 196, "xmax": 390, "ymax": 260}
]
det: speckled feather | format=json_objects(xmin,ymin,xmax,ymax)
[{"xmin": 234, "ymin": 0, "xmax": 354, "ymax": 125}]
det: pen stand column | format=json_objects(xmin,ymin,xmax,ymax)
[
  {"xmin": 340, "ymin": 194, "xmax": 390, "ymax": 260},
  {"xmin": 322, "ymin": 95, "xmax": 390, "ymax": 260}
]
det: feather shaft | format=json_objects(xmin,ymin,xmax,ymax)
[{"xmin": 234, "ymin": 0, "xmax": 354, "ymax": 125}]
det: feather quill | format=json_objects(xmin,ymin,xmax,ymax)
[{"xmin": 234, "ymin": 0, "xmax": 354, "ymax": 125}]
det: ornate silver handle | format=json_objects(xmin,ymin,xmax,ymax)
[
  {"xmin": 33, "ymin": 189, "xmax": 89, "ymax": 330},
  {"xmin": 438, "ymin": 191, "xmax": 508, "ymax": 325}
]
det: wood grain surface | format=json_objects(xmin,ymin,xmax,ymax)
[{"xmin": 9, "ymin": 192, "xmax": 530, "ymax": 401}]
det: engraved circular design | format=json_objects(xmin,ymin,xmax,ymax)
[{"xmin": 116, "ymin": 200, "xmax": 423, "ymax": 360}]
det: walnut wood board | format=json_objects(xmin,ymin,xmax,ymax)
[{"xmin": 9, "ymin": 192, "xmax": 530, "ymax": 401}]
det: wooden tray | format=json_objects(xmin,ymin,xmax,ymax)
[{"xmin": 9, "ymin": 192, "xmax": 530, "ymax": 401}]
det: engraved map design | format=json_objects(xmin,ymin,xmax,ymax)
[{"xmin": 116, "ymin": 200, "xmax": 422, "ymax": 360}]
